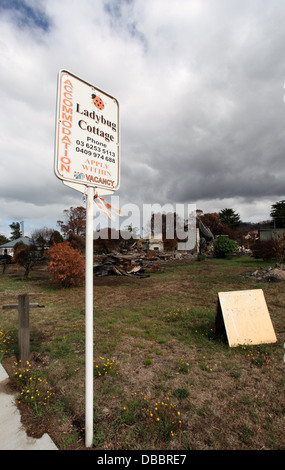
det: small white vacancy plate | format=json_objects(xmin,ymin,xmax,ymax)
[{"xmin": 216, "ymin": 289, "xmax": 277, "ymax": 347}]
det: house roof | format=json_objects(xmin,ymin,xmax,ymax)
[{"xmin": 0, "ymin": 236, "xmax": 31, "ymax": 248}]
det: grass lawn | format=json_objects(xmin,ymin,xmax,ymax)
[{"xmin": 0, "ymin": 256, "xmax": 284, "ymax": 450}]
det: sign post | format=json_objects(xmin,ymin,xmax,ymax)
[
  {"xmin": 54, "ymin": 70, "xmax": 120, "ymax": 447},
  {"xmin": 85, "ymin": 185, "xmax": 94, "ymax": 447}
]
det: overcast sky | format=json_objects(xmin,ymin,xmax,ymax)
[{"xmin": 1, "ymin": 0, "xmax": 285, "ymax": 238}]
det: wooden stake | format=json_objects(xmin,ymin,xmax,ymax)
[
  {"xmin": 2, "ymin": 296, "xmax": 44, "ymax": 363},
  {"xmin": 17, "ymin": 294, "xmax": 30, "ymax": 363}
]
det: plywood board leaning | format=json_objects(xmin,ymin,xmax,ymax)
[{"xmin": 215, "ymin": 289, "xmax": 277, "ymax": 347}]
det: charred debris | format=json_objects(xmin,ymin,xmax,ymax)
[{"xmin": 93, "ymin": 245, "xmax": 196, "ymax": 278}]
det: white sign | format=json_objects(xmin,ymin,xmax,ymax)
[
  {"xmin": 55, "ymin": 70, "xmax": 120, "ymax": 192},
  {"xmin": 216, "ymin": 289, "xmax": 277, "ymax": 347}
]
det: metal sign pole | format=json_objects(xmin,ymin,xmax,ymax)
[
  {"xmin": 85, "ymin": 185, "xmax": 94, "ymax": 447},
  {"xmin": 54, "ymin": 70, "xmax": 120, "ymax": 448}
]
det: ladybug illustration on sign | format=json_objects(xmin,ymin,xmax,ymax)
[{"xmin": 92, "ymin": 94, "xmax": 104, "ymax": 110}]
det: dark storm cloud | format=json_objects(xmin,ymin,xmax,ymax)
[
  {"xmin": 0, "ymin": 0, "xmax": 50, "ymax": 31},
  {"xmin": 1, "ymin": 0, "xmax": 285, "ymax": 237}
]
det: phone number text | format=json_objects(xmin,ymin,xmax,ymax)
[{"xmin": 75, "ymin": 140, "xmax": 116, "ymax": 163}]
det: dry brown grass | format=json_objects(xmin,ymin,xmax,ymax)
[{"xmin": 0, "ymin": 257, "xmax": 284, "ymax": 450}]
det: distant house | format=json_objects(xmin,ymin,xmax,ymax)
[
  {"xmin": 259, "ymin": 228, "xmax": 285, "ymax": 241},
  {"xmin": 0, "ymin": 236, "xmax": 31, "ymax": 256}
]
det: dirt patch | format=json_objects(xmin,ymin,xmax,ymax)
[{"xmin": 0, "ymin": 377, "xmax": 16, "ymax": 396}]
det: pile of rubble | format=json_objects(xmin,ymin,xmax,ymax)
[
  {"xmin": 93, "ymin": 249, "xmax": 194, "ymax": 277},
  {"xmin": 251, "ymin": 264, "xmax": 285, "ymax": 282}
]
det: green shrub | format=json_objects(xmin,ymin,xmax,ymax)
[{"xmin": 213, "ymin": 237, "xmax": 237, "ymax": 258}]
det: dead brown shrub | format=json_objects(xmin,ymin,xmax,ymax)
[
  {"xmin": 252, "ymin": 233, "xmax": 285, "ymax": 262},
  {"xmin": 47, "ymin": 241, "xmax": 85, "ymax": 288}
]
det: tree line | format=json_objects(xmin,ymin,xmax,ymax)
[
  {"xmin": 2, "ymin": 200, "xmax": 285, "ymax": 246},
  {"xmin": 1, "ymin": 200, "xmax": 285, "ymax": 282}
]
